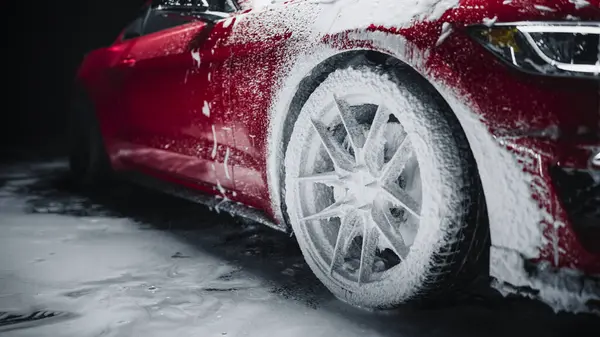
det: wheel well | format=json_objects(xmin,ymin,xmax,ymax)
[{"xmin": 278, "ymin": 50, "xmax": 490, "ymax": 271}]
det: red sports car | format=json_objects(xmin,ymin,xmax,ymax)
[{"xmin": 72, "ymin": 0, "xmax": 600, "ymax": 314}]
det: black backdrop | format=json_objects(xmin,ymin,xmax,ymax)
[{"xmin": 2, "ymin": 0, "xmax": 146, "ymax": 153}]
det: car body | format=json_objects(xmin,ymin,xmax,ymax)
[{"xmin": 75, "ymin": 0, "xmax": 600, "ymax": 313}]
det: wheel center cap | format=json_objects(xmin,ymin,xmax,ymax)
[{"xmin": 343, "ymin": 167, "xmax": 380, "ymax": 209}]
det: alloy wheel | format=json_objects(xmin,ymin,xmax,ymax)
[{"xmin": 291, "ymin": 94, "xmax": 423, "ymax": 286}]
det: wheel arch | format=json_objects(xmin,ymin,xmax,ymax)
[{"xmin": 267, "ymin": 46, "xmax": 489, "ymax": 242}]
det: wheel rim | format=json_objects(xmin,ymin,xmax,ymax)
[{"xmin": 293, "ymin": 94, "xmax": 423, "ymax": 286}]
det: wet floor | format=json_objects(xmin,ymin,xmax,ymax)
[{"xmin": 0, "ymin": 158, "xmax": 597, "ymax": 337}]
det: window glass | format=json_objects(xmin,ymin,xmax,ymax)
[
  {"xmin": 143, "ymin": 10, "xmax": 197, "ymax": 35},
  {"xmin": 156, "ymin": 0, "xmax": 195, "ymax": 8},
  {"xmin": 224, "ymin": 0, "xmax": 237, "ymax": 12},
  {"xmin": 122, "ymin": 4, "xmax": 150, "ymax": 40},
  {"xmin": 122, "ymin": 0, "xmax": 238, "ymax": 40},
  {"xmin": 143, "ymin": 1, "xmax": 198, "ymax": 36},
  {"xmin": 207, "ymin": 0, "xmax": 237, "ymax": 12}
]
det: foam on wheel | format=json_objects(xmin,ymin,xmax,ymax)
[{"xmin": 283, "ymin": 59, "xmax": 488, "ymax": 309}]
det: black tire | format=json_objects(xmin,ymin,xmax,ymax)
[
  {"xmin": 283, "ymin": 55, "xmax": 489, "ymax": 308},
  {"xmin": 68, "ymin": 87, "xmax": 112, "ymax": 187}
]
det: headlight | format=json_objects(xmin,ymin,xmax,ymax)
[
  {"xmin": 468, "ymin": 22, "xmax": 600, "ymax": 78},
  {"xmin": 593, "ymin": 150, "xmax": 600, "ymax": 168}
]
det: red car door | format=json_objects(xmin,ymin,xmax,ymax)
[{"xmin": 118, "ymin": 2, "xmax": 235, "ymax": 192}]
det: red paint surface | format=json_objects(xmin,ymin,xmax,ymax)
[{"xmin": 77, "ymin": 0, "xmax": 600, "ymax": 278}]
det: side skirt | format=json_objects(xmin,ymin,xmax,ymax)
[{"xmin": 122, "ymin": 171, "xmax": 289, "ymax": 234}]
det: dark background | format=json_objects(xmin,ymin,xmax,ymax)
[{"xmin": 2, "ymin": 0, "xmax": 146, "ymax": 156}]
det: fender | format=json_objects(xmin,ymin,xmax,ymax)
[{"xmin": 264, "ymin": 26, "xmax": 549, "ymax": 302}]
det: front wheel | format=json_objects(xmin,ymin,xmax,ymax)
[{"xmin": 284, "ymin": 61, "xmax": 488, "ymax": 309}]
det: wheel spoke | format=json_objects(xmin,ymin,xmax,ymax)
[
  {"xmin": 330, "ymin": 211, "xmax": 358, "ymax": 275},
  {"xmin": 380, "ymin": 134, "xmax": 412, "ymax": 183},
  {"xmin": 363, "ymin": 105, "xmax": 389, "ymax": 174},
  {"xmin": 381, "ymin": 184, "xmax": 421, "ymax": 219},
  {"xmin": 310, "ymin": 118, "xmax": 355, "ymax": 171},
  {"xmin": 372, "ymin": 205, "xmax": 410, "ymax": 259},
  {"xmin": 300, "ymin": 198, "xmax": 349, "ymax": 222},
  {"xmin": 296, "ymin": 171, "xmax": 341, "ymax": 187},
  {"xmin": 363, "ymin": 105, "xmax": 389, "ymax": 155},
  {"xmin": 334, "ymin": 95, "xmax": 365, "ymax": 152},
  {"xmin": 358, "ymin": 215, "xmax": 378, "ymax": 284}
]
